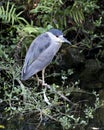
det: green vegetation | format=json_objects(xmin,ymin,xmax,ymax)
[{"xmin": 0, "ymin": 0, "xmax": 104, "ymax": 129}]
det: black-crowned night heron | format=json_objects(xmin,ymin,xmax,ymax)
[{"xmin": 21, "ymin": 29, "xmax": 71, "ymax": 85}]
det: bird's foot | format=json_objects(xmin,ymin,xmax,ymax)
[
  {"xmin": 42, "ymin": 82, "xmax": 48, "ymax": 86},
  {"xmin": 35, "ymin": 74, "xmax": 46, "ymax": 86},
  {"xmin": 37, "ymin": 79, "xmax": 46, "ymax": 86}
]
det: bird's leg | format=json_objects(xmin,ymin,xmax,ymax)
[
  {"xmin": 36, "ymin": 74, "xmax": 42, "ymax": 86},
  {"xmin": 42, "ymin": 68, "xmax": 46, "ymax": 85},
  {"xmin": 35, "ymin": 68, "xmax": 46, "ymax": 86}
]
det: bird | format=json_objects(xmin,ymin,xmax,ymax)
[{"xmin": 21, "ymin": 29, "xmax": 71, "ymax": 85}]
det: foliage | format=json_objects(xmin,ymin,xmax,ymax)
[
  {"xmin": 30, "ymin": 0, "xmax": 98, "ymax": 29},
  {"xmin": 0, "ymin": 63, "xmax": 101, "ymax": 129},
  {"xmin": 30, "ymin": 0, "xmax": 85, "ymax": 28},
  {"xmin": 0, "ymin": 1, "xmax": 28, "ymax": 25},
  {"xmin": 0, "ymin": 0, "xmax": 104, "ymax": 130},
  {"xmin": 69, "ymin": 2, "xmax": 84, "ymax": 26}
]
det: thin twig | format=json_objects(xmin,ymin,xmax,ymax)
[{"xmin": 42, "ymin": 83, "xmax": 75, "ymax": 106}]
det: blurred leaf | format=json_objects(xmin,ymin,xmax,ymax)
[{"xmin": 0, "ymin": 1, "xmax": 28, "ymax": 25}]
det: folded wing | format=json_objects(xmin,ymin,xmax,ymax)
[{"xmin": 21, "ymin": 32, "xmax": 59, "ymax": 80}]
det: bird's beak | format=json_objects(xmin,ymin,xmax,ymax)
[{"xmin": 59, "ymin": 35, "xmax": 71, "ymax": 45}]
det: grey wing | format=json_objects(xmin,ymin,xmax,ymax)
[
  {"xmin": 24, "ymin": 32, "xmax": 51, "ymax": 68},
  {"xmin": 21, "ymin": 47, "xmax": 56, "ymax": 80},
  {"xmin": 21, "ymin": 32, "xmax": 51, "ymax": 80}
]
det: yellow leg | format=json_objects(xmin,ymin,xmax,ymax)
[
  {"xmin": 42, "ymin": 68, "xmax": 45, "ymax": 85},
  {"xmin": 36, "ymin": 74, "xmax": 40, "ymax": 86},
  {"xmin": 35, "ymin": 68, "xmax": 46, "ymax": 86}
]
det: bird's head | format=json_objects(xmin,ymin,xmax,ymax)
[{"xmin": 48, "ymin": 29, "xmax": 71, "ymax": 45}]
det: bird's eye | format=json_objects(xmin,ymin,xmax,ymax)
[{"xmin": 56, "ymin": 35, "xmax": 58, "ymax": 37}]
